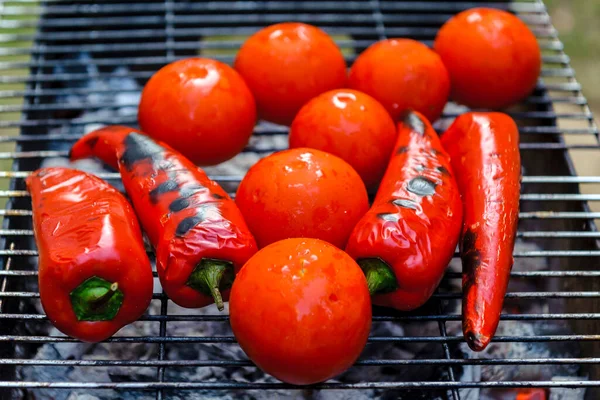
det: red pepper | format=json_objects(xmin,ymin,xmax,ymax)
[
  {"xmin": 441, "ymin": 112, "xmax": 521, "ymax": 352},
  {"xmin": 70, "ymin": 126, "xmax": 258, "ymax": 310},
  {"xmin": 345, "ymin": 110, "xmax": 462, "ymax": 310},
  {"xmin": 26, "ymin": 167, "xmax": 154, "ymax": 342}
]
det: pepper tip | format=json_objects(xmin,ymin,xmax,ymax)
[{"xmin": 465, "ymin": 330, "xmax": 489, "ymax": 352}]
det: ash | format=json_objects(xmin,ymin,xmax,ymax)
[{"xmin": 11, "ymin": 60, "xmax": 587, "ymax": 400}]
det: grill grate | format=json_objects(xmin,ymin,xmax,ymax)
[{"xmin": 1, "ymin": 0, "xmax": 600, "ymax": 399}]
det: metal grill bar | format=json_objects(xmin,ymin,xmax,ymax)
[
  {"xmin": 2, "ymin": 334, "xmax": 600, "ymax": 344},
  {"xmin": 5, "ymin": 290, "xmax": 600, "ymax": 300},
  {"xmin": 2, "ymin": 171, "xmax": 600, "ymax": 183},
  {"xmin": 2, "ymin": 357, "xmax": 600, "ymax": 367},
  {"xmin": 0, "ymin": 380, "xmax": 598, "ymax": 390},
  {"xmin": 2, "ymin": 201, "xmax": 600, "ymax": 220},
  {"xmin": 0, "ymin": 94, "xmax": 584, "ymax": 109},
  {"xmin": 0, "ymin": 1, "xmax": 546, "ymax": 13},
  {"xmin": 0, "ymin": 112, "xmax": 592, "ymax": 129},
  {"xmin": 0, "ymin": 380, "xmax": 599, "ymax": 390},
  {"xmin": 5, "ymin": 269, "xmax": 600, "ymax": 279},
  {"xmin": 8, "ymin": 193, "xmax": 600, "ymax": 203},
  {"xmin": 5, "ymin": 312, "xmax": 600, "ymax": 322}
]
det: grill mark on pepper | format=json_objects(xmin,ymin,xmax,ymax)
[
  {"xmin": 69, "ymin": 136, "xmax": 99, "ymax": 159},
  {"xmin": 212, "ymin": 193, "xmax": 224, "ymax": 200},
  {"xmin": 149, "ymin": 180, "xmax": 179, "ymax": 203},
  {"xmin": 86, "ymin": 136, "xmax": 99, "ymax": 150},
  {"xmin": 377, "ymin": 213, "xmax": 400, "ymax": 222},
  {"xmin": 169, "ymin": 198, "xmax": 190, "ymax": 212},
  {"xmin": 120, "ymin": 132, "xmax": 165, "ymax": 170},
  {"xmin": 175, "ymin": 204, "xmax": 220, "ymax": 236},
  {"xmin": 461, "ymin": 229, "xmax": 481, "ymax": 295},
  {"xmin": 176, "ymin": 215, "xmax": 204, "ymax": 236},
  {"xmin": 392, "ymin": 199, "xmax": 418, "ymax": 210},
  {"xmin": 396, "ymin": 146, "xmax": 409, "ymax": 155},
  {"xmin": 179, "ymin": 184, "xmax": 205, "ymax": 199},
  {"xmin": 157, "ymin": 161, "xmax": 177, "ymax": 171},
  {"xmin": 160, "ymin": 169, "xmax": 188, "ymax": 178},
  {"xmin": 436, "ymin": 166, "xmax": 450, "ymax": 176},
  {"xmin": 401, "ymin": 110, "xmax": 426, "ymax": 136},
  {"xmin": 407, "ymin": 176, "xmax": 437, "ymax": 196}
]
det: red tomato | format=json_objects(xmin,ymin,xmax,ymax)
[
  {"xmin": 434, "ymin": 8, "xmax": 541, "ymax": 109},
  {"xmin": 348, "ymin": 39, "xmax": 450, "ymax": 122},
  {"xmin": 229, "ymin": 238, "xmax": 372, "ymax": 385},
  {"xmin": 234, "ymin": 22, "xmax": 347, "ymax": 125},
  {"xmin": 289, "ymin": 89, "xmax": 397, "ymax": 190},
  {"xmin": 235, "ymin": 148, "xmax": 369, "ymax": 249},
  {"xmin": 138, "ymin": 58, "xmax": 256, "ymax": 166}
]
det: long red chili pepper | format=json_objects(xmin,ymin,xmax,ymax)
[
  {"xmin": 70, "ymin": 126, "xmax": 258, "ymax": 310},
  {"xmin": 441, "ymin": 112, "xmax": 521, "ymax": 351},
  {"xmin": 27, "ymin": 167, "xmax": 154, "ymax": 342},
  {"xmin": 345, "ymin": 110, "xmax": 462, "ymax": 310}
]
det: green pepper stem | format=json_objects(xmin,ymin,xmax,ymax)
[
  {"xmin": 70, "ymin": 277, "xmax": 124, "ymax": 321},
  {"xmin": 186, "ymin": 258, "xmax": 234, "ymax": 312},
  {"xmin": 90, "ymin": 282, "xmax": 119, "ymax": 307},
  {"xmin": 357, "ymin": 258, "xmax": 398, "ymax": 295}
]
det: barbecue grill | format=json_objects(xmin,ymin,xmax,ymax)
[{"xmin": 0, "ymin": 0, "xmax": 599, "ymax": 399}]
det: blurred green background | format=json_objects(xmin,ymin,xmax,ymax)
[
  {"xmin": 545, "ymin": 1, "xmax": 600, "ymax": 212},
  {"xmin": 546, "ymin": 0, "xmax": 600, "ymax": 112}
]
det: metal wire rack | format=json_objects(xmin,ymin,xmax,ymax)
[{"xmin": 1, "ymin": 0, "xmax": 600, "ymax": 399}]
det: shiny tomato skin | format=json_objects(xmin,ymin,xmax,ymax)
[
  {"xmin": 234, "ymin": 22, "xmax": 347, "ymax": 125},
  {"xmin": 289, "ymin": 89, "xmax": 397, "ymax": 190},
  {"xmin": 229, "ymin": 238, "xmax": 372, "ymax": 385},
  {"xmin": 348, "ymin": 39, "xmax": 450, "ymax": 122},
  {"xmin": 235, "ymin": 148, "xmax": 369, "ymax": 249},
  {"xmin": 434, "ymin": 8, "xmax": 541, "ymax": 109},
  {"xmin": 138, "ymin": 58, "xmax": 256, "ymax": 166}
]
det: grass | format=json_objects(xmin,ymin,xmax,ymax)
[
  {"xmin": 545, "ymin": 1, "xmax": 600, "ymax": 212},
  {"xmin": 546, "ymin": 0, "xmax": 600, "ymax": 108},
  {"xmin": 0, "ymin": 9, "xmax": 38, "ymax": 213}
]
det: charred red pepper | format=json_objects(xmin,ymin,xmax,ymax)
[
  {"xmin": 70, "ymin": 126, "xmax": 258, "ymax": 310},
  {"xmin": 345, "ymin": 110, "xmax": 462, "ymax": 310},
  {"xmin": 441, "ymin": 112, "xmax": 521, "ymax": 352},
  {"xmin": 27, "ymin": 167, "xmax": 154, "ymax": 342}
]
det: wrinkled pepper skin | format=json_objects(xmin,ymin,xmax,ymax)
[
  {"xmin": 70, "ymin": 126, "xmax": 258, "ymax": 309},
  {"xmin": 441, "ymin": 112, "xmax": 521, "ymax": 352},
  {"xmin": 27, "ymin": 167, "xmax": 153, "ymax": 342},
  {"xmin": 345, "ymin": 111, "xmax": 462, "ymax": 311}
]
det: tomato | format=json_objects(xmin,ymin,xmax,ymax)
[
  {"xmin": 138, "ymin": 58, "xmax": 256, "ymax": 166},
  {"xmin": 289, "ymin": 89, "xmax": 397, "ymax": 191},
  {"xmin": 434, "ymin": 8, "xmax": 541, "ymax": 109},
  {"xmin": 229, "ymin": 238, "xmax": 372, "ymax": 385},
  {"xmin": 235, "ymin": 148, "xmax": 369, "ymax": 249},
  {"xmin": 348, "ymin": 39, "xmax": 450, "ymax": 122},
  {"xmin": 234, "ymin": 22, "xmax": 347, "ymax": 125}
]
